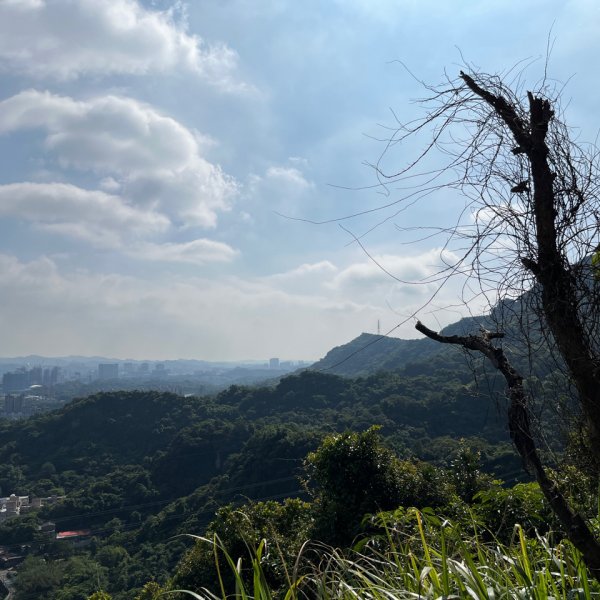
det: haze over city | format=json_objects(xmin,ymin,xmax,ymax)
[{"xmin": 1, "ymin": 0, "xmax": 599, "ymax": 360}]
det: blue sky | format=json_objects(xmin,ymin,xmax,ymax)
[{"xmin": 0, "ymin": 0, "xmax": 598, "ymax": 360}]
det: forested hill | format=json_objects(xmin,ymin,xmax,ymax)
[
  {"xmin": 0, "ymin": 353, "xmax": 529, "ymax": 597},
  {"xmin": 310, "ymin": 296, "xmax": 556, "ymax": 379},
  {"xmin": 0, "ymin": 367, "xmax": 520, "ymax": 531},
  {"xmin": 309, "ymin": 332, "xmax": 438, "ymax": 376},
  {"xmin": 311, "ymin": 314, "xmax": 490, "ymax": 376},
  {"xmin": 0, "ymin": 306, "xmax": 559, "ymax": 598},
  {"xmin": 0, "ymin": 368, "xmax": 516, "ymax": 496}
]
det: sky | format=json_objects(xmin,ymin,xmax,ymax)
[{"xmin": 0, "ymin": 0, "xmax": 599, "ymax": 361}]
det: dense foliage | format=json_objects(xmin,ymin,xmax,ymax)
[{"xmin": 0, "ymin": 340, "xmax": 573, "ymax": 598}]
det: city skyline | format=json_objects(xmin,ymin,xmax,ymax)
[{"xmin": 1, "ymin": 1, "xmax": 599, "ymax": 360}]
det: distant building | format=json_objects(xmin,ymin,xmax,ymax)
[
  {"xmin": 56, "ymin": 529, "xmax": 92, "ymax": 548},
  {"xmin": 42, "ymin": 366, "xmax": 61, "ymax": 387},
  {"xmin": 98, "ymin": 363, "xmax": 119, "ymax": 380},
  {"xmin": 0, "ymin": 551, "xmax": 25, "ymax": 568},
  {"xmin": 152, "ymin": 364, "xmax": 168, "ymax": 378},
  {"xmin": 37, "ymin": 521, "xmax": 56, "ymax": 539},
  {"xmin": 4, "ymin": 395, "xmax": 23, "ymax": 414},
  {"xmin": 3, "ymin": 365, "xmax": 61, "ymax": 392},
  {"xmin": 269, "ymin": 358, "xmax": 280, "ymax": 370},
  {"xmin": 0, "ymin": 494, "xmax": 29, "ymax": 522},
  {"xmin": 0, "ymin": 494, "xmax": 64, "ymax": 521},
  {"xmin": 122, "ymin": 363, "xmax": 135, "ymax": 375},
  {"xmin": 29, "ymin": 366, "xmax": 42, "ymax": 385},
  {"xmin": 2, "ymin": 371, "xmax": 28, "ymax": 392}
]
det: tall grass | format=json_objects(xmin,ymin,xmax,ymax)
[{"xmin": 170, "ymin": 509, "xmax": 600, "ymax": 599}]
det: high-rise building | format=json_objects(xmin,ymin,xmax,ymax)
[
  {"xmin": 50, "ymin": 366, "xmax": 61, "ymax": 386},
  {"xmin": 2, "ymin": 371, "xmax": 28, "ymax": 392},
  {"xmin": 42, "ymin": 367, "xmax": 60, "ymax": 386},
  {"xmin": 269, "ymin": 358, "xmax": 280, "ymax": 370},
  {"xmin": 4, "ymin": 395, "xmax": 24, "ymax": 413},
  {"xmin": 122, "ymin": 363, "xmax": 135, "ymax": 375},
  {"xmin": 98, "ymin": 363, "xmax": 119, "ymax": 380},
  {"xmin": 29, "ymin": 366, "xmax": 42, "ymax": 385}
]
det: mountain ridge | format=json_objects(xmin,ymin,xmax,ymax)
[{"xmin": 310, "ymin": 313, "xmax": 491, "ymax": 377}]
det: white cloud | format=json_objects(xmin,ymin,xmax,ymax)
[
  {"xmin": 263, "ymin": 252, "xmax": 461, "ymax": 307},
  {"xmin": 128, "ymin": 239, "xmax": 238, "ymax": 265},
  {"xmin": 99, "ymin": 177, "xmax": 121, "ymax": 192},
  {"xmin": 0, "ymin": 91, "xmax": 197, "ymax": 171},
  {"xmin": 330, "ymin": 249, "xmax": 455, "ymax": 293},
  {"xmin": 0, "ymin": 182, "xmax": 168, "ymax": 247},
  {"xmin": 0, "ymin": 90, "xmax": 238, "ymax": 227},
  {"xmin": 314, "ymin": 249, "xmax": 484, "ymax": 325},
  {"xmin": 265, "ymin": 261, "xmax": 338, "ymax": 294},
  {"xmin": 0, "ymin": 254, "xmax": 373, "ymax": 359},
  {"xmin": 0, "ymin": 250, "xmax": 482, "ymax": 359},
  {"xmin": 0, "ymin": 0, "xmax": 240, "ymax": 85},
  {"xmin": 269, "ymin": 260, "xmax": 337, "ymax": 281},
  {"xmin": 3, "ymin": 0, "xmax": 45, "ymax": 8},
  {"xmin": 245, "ymin": 163, "xmax": 314, "ymax": 216},
  {"xmin": 0, "ymin": 181, "xmax": 237, "ymax": 262},
  {"xmin": 122, "ymin": 161, "xmax": 235, "ymax": 228},
  {"xmin": 265, "ymin": 166, "xmax": 313, "ymax": 190}
]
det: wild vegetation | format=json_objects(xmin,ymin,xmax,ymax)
[
  {"xmin": 0, "ymin": 346, "xmax": 531, "ymax": 599},
  {"xmin": 0, "ymin": 342, "xmax": 584, "ymax": 598}
]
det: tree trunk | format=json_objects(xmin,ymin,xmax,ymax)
[
  {"xmin": 460, "ymin": 73, "xmax": 600, "ymax": 457},
  {"xmin": 415, "ymin": 321, "xmax": 600, "ymax": 578}
]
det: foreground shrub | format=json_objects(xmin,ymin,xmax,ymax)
[
  {"xmin": 172, "ymin": 498, "xmax": 313, "ymax": 595},
  {"xmin": 168, "ymin": 508, "xmax": 600, "ymax": 599}
]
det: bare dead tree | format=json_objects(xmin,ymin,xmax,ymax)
[
  {"xmin": 415, "ymin": 321, "xmax": 600, "ymax": 574},
  {"xmin": 373, "ymin": 68, "xmax": 600, "ymax": 575}
]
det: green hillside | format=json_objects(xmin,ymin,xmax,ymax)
[
  {"xmin": 0, "ymin": 348, "xmax": 530, "ymax": 598},
  {"xmin": 0, "ymin": 307, "xmax": 574, "ymax": 599},
  {"xmin": 311, "ymin": 301, "xmax": 558, "ymax": 383}
]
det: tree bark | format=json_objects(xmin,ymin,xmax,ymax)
[{"xmin": 460, "ymin": 72, "xmax": 600, "ymax": 456}]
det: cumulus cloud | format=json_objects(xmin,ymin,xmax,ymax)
[
  {"xmin": 0, "ymin": 254, "xmax": 376, "ymax": 359},
  {"xmin": 0, "ymin": 182, "xmax": 168, "ymax": 247},
  {"xmin": 122, "ymin": 162, "xmax": 235, "ymax": 228},
  {"xmin": 264, "ymin": 253, "xmax": 452, "ymax": 301},
  {"xmin": 0, "ymin": 182, "xmax": 238, "ymax": 264},
  {"xmin": 0, "ymin": 90, "xmax": 238, "ymax": 227},
  {"xmin": 329, "ymin": 249, "xmax": 456, "ymax": 294},
  {"xmin": 265, "ymin": 166, "xmax": 313, "ymax": 190},
  {"xmin": 264, "ymin": 261, "xmax": 338, "ymax": 294},
  {"xmin": 260, "ymin": 251, "xmax": 478, "ymax": 328},
  {"xmin": 245, "ymin": 163, "xmax": 314, "ymax": 217},
  {"xmin": 0, "ymin": 91, "xmax": 198, "ymax": 172},
  {"xmin": 268, "ymin": 260, "xmax": 337, "ymax": 280},
  {"xmin": 0, "ymin": 0, "xmax": 240, "ymax": 85},
  {"xmin": 128, "ymin": 239, "xmax": 238, "ymax": 265},
  {"xmin": 0, "ymin": 249, "xmax": 481, "ymax": 359}
]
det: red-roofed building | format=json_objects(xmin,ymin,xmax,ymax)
[
  {"xmin": 56, "ymin": 529, "xmax": 91, "ymax": 539},
  {"xmin": 56, "ymin": 529, "xmax": 92, "ymax": 547}
]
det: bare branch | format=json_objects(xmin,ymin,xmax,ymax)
[{"xmin": 416, "ymin": 320, "xmax": 600, "ymax": 577}]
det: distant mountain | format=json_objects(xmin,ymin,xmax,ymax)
[{"xmin": 310, "ymin": 314, "xmax": 490, "ymax": 377}]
